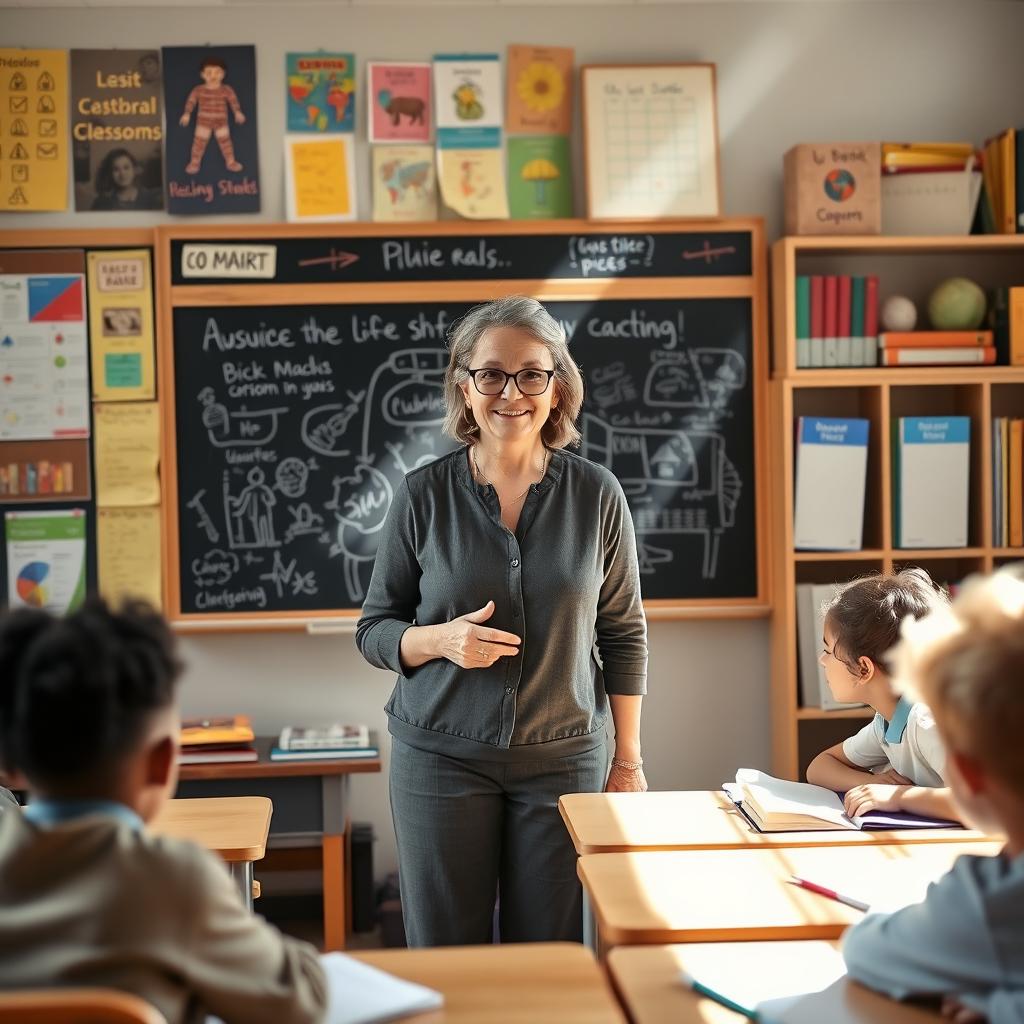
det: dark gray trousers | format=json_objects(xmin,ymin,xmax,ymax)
[{"xmin": 388, "ymin": 737, "xmax": 608, "ymax": 947}]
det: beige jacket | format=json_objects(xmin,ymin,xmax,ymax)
[{"xmin": 0, "ymin": 811, "xmax": 327, "ymax": 1024}]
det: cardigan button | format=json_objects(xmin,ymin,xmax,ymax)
[{"xmin": 510, "ymin": 558, "xmax": 520, "ymax": 568}]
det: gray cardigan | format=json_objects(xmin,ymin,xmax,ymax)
[{"xmin": 356, "ymin": 446, "xmax": 648, "ymax": 761}]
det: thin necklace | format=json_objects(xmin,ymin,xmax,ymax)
[{"xmin": 472, "ymin": 445, "xmax": 549, "ymax": 506}]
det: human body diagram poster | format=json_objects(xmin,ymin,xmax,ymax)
[{"xmin": 172, "ymin": 297, "xmax": 755, "ymax": 614}]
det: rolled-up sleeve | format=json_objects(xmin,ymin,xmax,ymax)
[
  {"xmin": 355, "ymin": 477, "xmax": 420, "ymax": 674},
  {"xmin": 595, "ymin": 483, "xmax": 647, "ymax": 695}
]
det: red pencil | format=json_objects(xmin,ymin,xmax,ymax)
[{"xmin": 789, "ymin": 875, "xmax": 870, "ymax": 912}]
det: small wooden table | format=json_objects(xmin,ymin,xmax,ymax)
[
  {"xmin": 150, "ymin": 796, "xmax": 271, "ymax": 911},
  {"xmin": 578, "ymin": 841, "xmax": 1001, "ymax": 953},
  {"xmin": 608, "ymin": 942, "xmax": 941, "ymax": 1023},
  {"xmin": 176, "ymin": 738, "xmax": 382, "ymax": 950},
  {"xmin": 353, "ymin": 943, "xmax": 626, "ymax": 1023}
]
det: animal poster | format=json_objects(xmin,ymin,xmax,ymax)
[
  {"xmin": 70, "ymin": 49, "xmax": 163, "ymax": 211},
  {"xmin": 367, "ymin": 62, "xmax": 431, "ymax": 143},
  {"xmin": 285, "ymin": 135, "xmax": 356, "ymax": 222},
  {"xmin": 372, "ymin": 145, "xmax": 436, "ymax": 221},
  {"xmin": 506, "ymin": 45, "xmax": 573, "ymax": 135},
  {"xmin": 162, "ymin": 45, "xmax": 260, "ymax": 215},
  {"xmin": 286, "ymin": 53, "xmax": 355, "ymax": 133},
  {"xmin": 437, "ymin": 148, "xmax": 509, "ymax": 219},
  {"xmin": 0, "ymin": 48, "xmax": 68, "ymax": 211},
  {"xmin": 508, "ymin": 135, "xmax": 572, "ymax": 218},
  {"xmin": 433, "ymin": 54, "xmax": 502, "ymax": 150}
]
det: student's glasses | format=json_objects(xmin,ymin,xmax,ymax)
[{"xmin": 466, "ymin": 368, "xmax": 555, "ymax": 396}]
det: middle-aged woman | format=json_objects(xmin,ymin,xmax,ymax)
[{"xmin": 356, "ymin": 295, "xmax": 648, "ymax": 947}]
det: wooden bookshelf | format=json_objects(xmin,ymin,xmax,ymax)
[{"xmin": 769, "ymin": 234, "xmax": 1024, "ymax": 780}]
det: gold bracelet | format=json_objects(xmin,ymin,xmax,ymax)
[{"xmin": 611, "ymin": 757, "xmax": 643, "ymax": 770}]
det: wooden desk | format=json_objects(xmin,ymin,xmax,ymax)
[
  {"xmin": 608, "ymin": 942, "xmax": 941, "ymax": 1023},
  {"xmin": 353, "ymin": 943, "xmax": 625, "ymax": 1023},
  {"xmin": 559, "ymin": 791, "xmax": 990, "ymax": 855},
  {"xmin": 176, "ymin": 737, "xmax": 382, "ymax": 951},
  {"xmin": 578, "ymin": 841, "xmax": 1001, "ymax": 952},
  {"xmin": 150, "ymin": 796, "xmax": 271, "ymax": 911}
]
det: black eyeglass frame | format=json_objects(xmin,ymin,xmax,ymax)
[{"xmin": 465, "ymin": 367, "xmax": 556, "ymax": 396}]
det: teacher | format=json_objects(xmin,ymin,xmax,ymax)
[{"xmin": 356, "ymin": 295, "xmax": 648, "ymax": 946}]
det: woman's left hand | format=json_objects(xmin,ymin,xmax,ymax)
[{"xmin": 605, "ymin": 758, "xmax": 648, "ymax": 793}]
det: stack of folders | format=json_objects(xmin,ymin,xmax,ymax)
[
  {"xmin": 270, "ymin": 723, "xmax": 379, "ymax": 762},
  {"xmin": 793, "ymin": 417, "xmax": 869, "ymax": 551},
  {"xmin": 893, "ymin": 417, "xmax": 970, "ymax": 549},
  {"xmin": 879, "ymin": 330, "xmax": 996, "ymax": 367},
  {"xmin": 992, "ymin": 417, "xmax": 1024, "ymax": 547},
  {"xmin": 178, "ymin": 714, "xmax": 258, "ymax": 764},
  {"xmin": 795, "ymin": 582, "xmax": 865, "ymax": 711},
  {"xmin": 795, "ymin": 275, "xmax": 878, "ymax": 368}
]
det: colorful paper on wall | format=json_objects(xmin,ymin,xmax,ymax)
[
  {"xmin": 70, "ymin": 49, "xmax": 163, "ymax": 211},
  {"xmin": 437, "ymin": 148, "xmax": 509, "ymax": 219},
  {"xmin": 372, "ymin": 145, "xmax": 437, "ymax": 222},
  {"xmin": 0, "ymin": 438, "xmax": 90, "ymax": 502},
  {"xmin": 508, "ymin": 136, "xmax": 572, "ymax": 218},
  {"xmin": 506, "ymin": 45, "xmax": 573, "ymax": 135},
  {"xmin": 98, "ymin": 506, "xmax": 162, "ymax": 609},
  {"xmin": 0, "ymin": 48, "xmax": 69, "ymax": 211},
  {"xmin": 5, "ymin": 508, "xmax": 87, "ymax": 613},
  {"xmin": 94, "ymin": 401, "xmax": 160, "ymax": 507},
  {"xmin": 162, "ymin": 45, "xmax": 260, "ymax": 215},
  {"xmin": 433, "ymin": 54, "xmax": 502, "ymax": 150},
  {"xmin": 87, "ymin": 250, "xmax": 155, "ymax": 401},
  {"xmin": 286, "ymin": 53, "xmax": 355, "ymax": 133},
  {"xmin": 284, "ymin": 134, "xmax": 356, "ymax": 222},
  {"xmin": 368, "ymin": 62, "xmax": 431, "ymax": 143}
]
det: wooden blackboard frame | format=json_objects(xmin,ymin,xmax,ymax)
[{"xmin": 156, "ymin": 219, "xmax": 770, "ymax": 631}]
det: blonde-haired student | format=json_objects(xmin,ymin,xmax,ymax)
[
  {"xmin": 805, "ymin": 568, "xmax": 960, "ymax": 822},
  {"xmin": 0, "ymin": 598, "xmax": 327, "ymax": 1024},
  {"xmin": 843, "ymin": 565, "xmax": 1024, "ymax": 1022}
]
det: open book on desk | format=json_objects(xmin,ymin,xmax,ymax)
[{"xmin": 724, "ymin": 769, "xmax": 962, "ymax": 832}]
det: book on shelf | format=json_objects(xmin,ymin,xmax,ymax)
[
  {"xmin": 795, "ymin": 275, "xmax": 811, "ymax": 368},
  {"xmin": 278, "ymin": 724, "xmax": 370, "ymax": 751},
  {"xmin": 180, "ymin": 714, "xmax": 255, "ymax": 747},
  {"xmin": 878, "ymin": 330, "xmax": 992, "ymax": 349},
  {"xmin": 1011, "ymin": 286, "xmax": 1024, "ymax": 365},
  {"xmin": 880, "ymin": 346, "xmax": 996, "ymax": 366},
  {"xmin": 725, "ymin": 769, "xmax": 963, "ymax": 833},
  {"xmin": 793, "ymin": 417, "xmax": 869, "ymax": 551},
  {"xmin": 994, "ymin": 418, "xmax": 1005, "ymax": 546},
  {"xmin": 1011, "ymin": 419, "xmax": 1023, "ymax": 548},
  {"xmin": 269, "ymin": 746, "xmax": 379, "ymax": 762},
  {"xmin": 981, "ymin": 128, "xmax": 1018, "ymax": 234},
  {"xmin": 795, "ymin": 582, "xmax": 866, "ymax": 712},
  {"xmin": 893, "ymin": 416, "xmax": 970, "ymax": 549},
  {"xmin": 823, "ymin": 274, "xmax": 839, "ymax": 367},
  {"xmin": 179, "ymin": 744, "xmax": 259, "ymax": 765},
  {"xmin": 809, "ymin": 274, "xmax": 824, "ymax": 368},
  {"xmin": 850, "ymin": 276, "xmax": 866, "ymax": 365},
  {"xmin": 993, "ymin": 417, "xmax": 1023, "ymax": 548}
]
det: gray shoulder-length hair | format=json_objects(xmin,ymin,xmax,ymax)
[{"xmin": 442, "ymin": 295, "xmax": 584, "ymax": 449}]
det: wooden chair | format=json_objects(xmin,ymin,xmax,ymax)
[{"xmin": 0, "ymin": 989, "xmax": 166, "ymax": 1024}]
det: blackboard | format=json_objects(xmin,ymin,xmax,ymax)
[{"xmin": 160, "ymin": 220, "xmax": 767, "ymax": 623}]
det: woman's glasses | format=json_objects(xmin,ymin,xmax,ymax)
[{"xmin": 466, "ymin": 368, "xmax": 555, "ymax": 396}]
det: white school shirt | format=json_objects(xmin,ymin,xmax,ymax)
[{"xmin": 842, "ymin": 697, "xmax": 946, "ymax": 787}]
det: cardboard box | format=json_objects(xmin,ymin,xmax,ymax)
[{"xmin": 784, "ymin": 143, "xmax": 881, "ymax": 235}]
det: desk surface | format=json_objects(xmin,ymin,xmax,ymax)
[
  {"xmin": 578, "ymin": 841, "xmax": 1002, "ymax": 946},
  {"xmin": 607, "ymin": 942, "xmax": 941, "ymax": 1023},
  {"xmin": 149, "ymin": 796, "xmax": 272, "ymax": 863},
  {"xmin": 353, "ymin": 943, "xmax": 625, "ymax": 1023},
  {"xmin": 178, "ymin": 737, "xmax": 382, "ymax": 781},
  {"xmin": 559, "ymin": 791, "xmax": 991, "ymax": 855}
]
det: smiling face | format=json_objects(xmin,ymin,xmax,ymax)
[{"xmin": 460, "ymin": 326, "xmax": 558, "ymax": 447}]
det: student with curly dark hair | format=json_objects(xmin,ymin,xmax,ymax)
[
  {"xmin": 90, "ymin": 148, "xmax": 161, "ymax": 211},
  {"xmin": 0, "ymin": 598, "xmax": 326, "ymax": 1024}
]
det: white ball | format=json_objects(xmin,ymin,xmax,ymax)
[{"xmin": 880, "ymin": 295, "xmax": 918, "ymax": 332}]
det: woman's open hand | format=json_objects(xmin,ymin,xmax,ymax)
[{"xmin": 437, "ymin": 600, "xmax": 521, "ymax": 669}]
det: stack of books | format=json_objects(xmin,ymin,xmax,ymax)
[
  {"xmin": 878, "ymin": 329, "xmax": 995, "ymax": 367},
  {"xmin": 795, "ymin": 274, "xmax": 879, "ymax": 368},
  {"xmin": 270, "ymin": 723, "xmax": 379, "ymax": 762},
  {"xmin": 179, "ymin": 714, "xmax": 257, "ymax": 764},
  {"xmin": 992, "ymin": 417, "xmax": 1024, "ymax": 547}
]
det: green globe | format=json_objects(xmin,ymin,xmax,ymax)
[{"xmin": 927, "ymin": 277, "xmax": 987, "ymax": 330}]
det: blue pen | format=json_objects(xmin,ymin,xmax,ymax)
[{"xmin": 680, "ymin": 971, "xmax": 758, "ymax": 1019}]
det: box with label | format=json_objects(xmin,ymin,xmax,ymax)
[{"xmin": 784, "ymin": 143, "xmax": 881, "ymax": 235}]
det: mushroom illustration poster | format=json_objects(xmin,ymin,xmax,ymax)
[
  {"xmin": 70, "ymin": 49, "xmax": 163, "ymax": 212},
  {"xmin": 372, "ymin": 145, "xmax": 437, "ymax": 221},
  {"xmin": 508, "ymin": 135, "xmax": 572, "ymax": 218},
  {"xmin": 506, "ymin": 45, "xmax": 573, "ymax": 135},
  {"xmin": 433, "ymin": 54, "xmax": 502, "ymax": 150},
  {"xmin": 162, "ymin": 45, "xmax": 260, "ymax": 215},
  {"xmin": 0, "ymin": 49, "xmax": 68, "ymax": 211},
  {"xmin": 6, "ymin": 509, "xmax": 87, "ymax": 614},
  {"xmin": 286, "ymin": 53, "xmax": 355, "ymax": 134},
  {"xmin": 368, "ymin": 62, "xmax": 431, "ymax": 143}
]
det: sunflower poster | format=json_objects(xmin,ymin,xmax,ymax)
[
  {"xmin": 286, "ymin": 53, "xmax": 355, "ymax": 133},
  {"xmin": 506, "ymin": 45, "xmax": 573, "ymax": 136},
  {"xmin": 508, "ymin": 136, "xmax": 572, "ymax": 218}
]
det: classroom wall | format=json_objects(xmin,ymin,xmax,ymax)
[{"xmin": 3, "ymin": 0, "xmax": 1023, "ymax": 881}]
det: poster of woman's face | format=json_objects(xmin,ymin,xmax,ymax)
[{"xmin": 70, "ymin": 49, "xmax": 164, "ymax": 212}]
